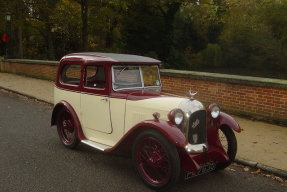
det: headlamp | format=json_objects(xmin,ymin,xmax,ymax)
[
  {"xmin": 168, "ymin": 109, "xmax": 184, "ymax": 126},
  {"xmin": 211, "ymin": 105, "xmax": 220, "ymax": 118}
]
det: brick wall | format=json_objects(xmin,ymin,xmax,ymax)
[
  {"xmin": 0, "ymin": 59, "xmax": 57, "ymax": 80},
  {"xmin": 1, "ymin": 59, "xmax": 287, "ymax": 124},
  {"xmin": 161, "ymin": 73, "xmax": 287, "ymax": 123}
]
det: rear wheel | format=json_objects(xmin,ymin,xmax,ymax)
[
  {"xmin": 216, "ymin": 126, "xmax": 237, "ymax": 170},
  {"xmin": 57, "ymin": 109, "xmax": 79, "ymax": 149},
  {"xmin": 132, "ymin": 130, "xmax": 180, "ymax": 191}
]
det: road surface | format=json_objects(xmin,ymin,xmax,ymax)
[{"xmin": 0, "ymin": 90, "xmax": 286, "ymax": 192}]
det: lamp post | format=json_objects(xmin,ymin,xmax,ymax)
[{"xmin": 5, "ymin": 12, "xmax": 11, "ymax": 59}]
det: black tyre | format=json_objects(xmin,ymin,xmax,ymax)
[
  {"xmin": 56, "ymin": 109, "xmax": 79, "ymax": 149},
  {"xmin": 216, "ymin": 125, "xmax": 237, "ymax": 170},
  {"xmin": 132, "ymin": 130, "xmax": 180, "ymax": 191}
]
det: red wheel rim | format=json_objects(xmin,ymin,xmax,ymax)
[
  {"xmin": 58, "ymin": 111, "xmax": 76, "ymax": 144},
  {"xmin": 136, "ymin": 137, "xmax": 171, "ymax": 185}
]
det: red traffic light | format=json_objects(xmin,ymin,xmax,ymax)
[{"xmin": 2, "ymin": 33, "xmax": 9, "ymax": 43}]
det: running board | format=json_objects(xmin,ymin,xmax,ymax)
[{"xmin": 81, "ymin": 140, "xmax": 111, "ymax": 151}]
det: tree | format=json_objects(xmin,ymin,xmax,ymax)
[
  {"xmin": 122, "ymin": 0, "xmax": 186, "ymax": 63},
  {"xmin": 73, "ymin": 0, "xmax": 88, "ymax": 51},
  {"xmin": 0, "ymin": 0, "xmax": 27, "ymax": 58},
  {"xmin": 50, "ymin": 0, "xmax": 81, "ymax": 57},
  {"xmin": 23, "ymin": 0, "xmax": 59, "ymax": 59},
  {"xmin": 219, "ymin": 0, "xmax": 284, "ymax": 70},
  {"xmin": 88, "ymin": 0, "xmax": 129, "ymax": 50}
]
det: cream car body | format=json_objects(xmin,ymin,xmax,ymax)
[
  {"xmin": 54, "ymin": 88, "xmax": 204, "ymax": 147},
  {"xmin": 51, "ymin": 52, "xmax": 241, "ymax": 190}
]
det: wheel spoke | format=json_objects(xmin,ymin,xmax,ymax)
[
  {"xmin": 58, "ymin": 111, "xmax": 76, "ymax": 144},
  {"xmin": 136, "ymin": 137, "xmax": 171, "ymax": 185},
  {"xmin": 139, "ymin": 151, "xmax": 149, "ymax": 163},
  {"xmin": 219, "ymin": 129, "xmax": 228, "ymax": 152}
]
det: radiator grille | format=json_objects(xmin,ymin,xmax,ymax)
[{"xmin": 188, "ymin": 110, "xmax": 207, "ymax": 144}]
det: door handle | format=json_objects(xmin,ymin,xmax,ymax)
[{"xmin": 101, "ymin": 98, "xmax": 109, "ymax": 102}]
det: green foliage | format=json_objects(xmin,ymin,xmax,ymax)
[
  {"xmin": 121, "ymin": 0, "xmax": 185, "ymax": 62},
  {"xmin": 0, "ymin": 0, "xmax": 286, "ymax": 77},
  {"xmin": 50, "ymin": 0, "xmax": 81, "ymax": 57},
  {"xmin": 219, "ymin": 0, "xmax": 287, "ymax": 71},
  {"xmin": 164, "ymin": 47, "xmax": 191, "ymax": 69},
  {"xmin": 201, "ymin": 43, "xmax": 222, "ymax": 67},
  {"xmin": 261, "ymin": 1, "xmax": 287, "ymax": 57},
  {"xmin": 88, "ymin": 0, "xmax": 128, "ymax": 51}
]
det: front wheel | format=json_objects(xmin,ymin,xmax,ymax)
[
  {"xmin": 132, "ymin": 130, "xmax": 180, "ymax": 191},
  {"xmin": 56, "ymin": 109, "xmax": 79, "ymax": 149},
  {"xmin": 216, "ymin": 125, "xmax": 237, "ymax": 170}
]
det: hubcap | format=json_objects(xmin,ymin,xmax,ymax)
[{"xmin": 136, "ymin": 137, "xmax": 171, "ymax": 185}]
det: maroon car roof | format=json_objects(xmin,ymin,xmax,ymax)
[{"xmin": 63, "ymin": 52, "xmax": 161, "ymax": 64}]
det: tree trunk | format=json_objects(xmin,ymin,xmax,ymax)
[
  {"xmin": 161, "ymin": 3, "xmax": 181, "ymax": 59},
  {"xmin": 16, "ymin": 24, "xmax": 23, "ymax": 58},
  {"xmin": 81, "ymin": 0, "xmax": 88, "ymax": 51},
  {"xmin": 46, "ymin": 29, "xmax": 55, "ymax": 60},
  {"xmin": 14, "ymin": 3, "xmax": 24, "ymax": 59},
  {"xmin": 105, "ymin": 19, "xmax": 117, "ymax": 48}
]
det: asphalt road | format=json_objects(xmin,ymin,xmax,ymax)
[{"xmin": 0, "ymin": 90, "xmax": 286, "ymax": 192}]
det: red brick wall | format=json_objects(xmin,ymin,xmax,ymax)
[
  {"xmin": 0, "ymin": 60, "xmax": 57, "ymax": 80},
  {"xmin": 1, "ymin": 59, "xmax": 287, "ymax": 123},
  {"xmin": 161, "ymin": 75, "xmax": 287, "ymax": 123}
]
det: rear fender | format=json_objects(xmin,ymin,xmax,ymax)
[{"xmin": 51, "ymin": 101, "xmax": 86, "ymax": 140}]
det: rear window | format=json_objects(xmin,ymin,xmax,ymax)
[{"xmin": 60, "ymin": 64, "xmax": 81, "ymax": 86}]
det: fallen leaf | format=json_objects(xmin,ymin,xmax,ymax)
[
  {"xmin": 244, "ymin": 167, "xmax": 249, "ymax": 172},
  {"xmin": 274, "ymin": 176, "xmax": 284, "ymax": 183},
  {"xmin": 251, "ymin": 169, "xmax": 260, "ymax": 174}
]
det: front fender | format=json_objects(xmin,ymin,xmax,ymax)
[
  {"xmin": 105, "ymin": 120, "xmax": 187, "ymax": 153},
  {"xmin": 218, "ymin": 112, "xmax": 241, "ymax": 133},
  {"xmin": 207, "ymin": 111, "xmax": 240, "ymax": 149}
]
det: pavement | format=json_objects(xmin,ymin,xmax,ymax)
[{"xmin": 0, "ymin": 72, "xmax": 287, "ymax": 178}]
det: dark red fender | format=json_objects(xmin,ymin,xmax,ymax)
[
  {"xmin": 104, "ymin": 120, "xmax": 209, "ymax": 173},
  {"xmin": 105, "ymin": 120, "xmax": 188, "ymax": 153},
  {"xmin": 207, "ymin": 111, "xmax": 241, "ymax": 148},
  {"xmin": 178, "ymin": 112, "xmax": 241, "ymax": 173},
  {"xmin": 218, "ymin": 112, "xmax": 241, "ymax": 133},
  {"xmin": 51, "ymin": 101, "xmax": 86, "ymax": 140}
]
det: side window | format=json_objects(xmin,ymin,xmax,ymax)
[
  {"xmin": 84, "ymin": 65, "xmax": 106, "ymax": 89},
  {"xmin": 60, "ymin": 64, "xmax": 81, "ymax": 86}
]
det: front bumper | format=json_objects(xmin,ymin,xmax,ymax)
[
  {"xmin": 179, "ymin": 145, "xmax": 229, "ymax": 173},
  {"xmin": 184, "ymin": 143, "xmax": 207, "ymax": 153}
]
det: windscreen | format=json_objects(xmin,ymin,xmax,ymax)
[{"xmin": 112, "ymin": 65, "xmax": 161, "ymax": 90}]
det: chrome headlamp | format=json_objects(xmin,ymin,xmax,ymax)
[
  {"xmin": 211, "ymin": 105, "xmax": 220, "ymax": 118},
  {"xmin": 168, "ymin": 109, "xmax": 184, "ymax": 126},
  {"xmin": 174, "ymin": 111, "xmax": 184, "ymax": 125}
]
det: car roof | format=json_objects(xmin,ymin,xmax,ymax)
[{"xmin": 63, "ymin": 52, "xmax": 161, "ymax": 64}]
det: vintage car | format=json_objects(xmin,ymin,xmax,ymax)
[{"xmin": 51, "ymin": 52, "xmax": 241, "ymax": 190}]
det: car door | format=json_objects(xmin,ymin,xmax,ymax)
[{"xmin": 80, "ymin": 64, "xmax": 112, "ymax": 134}]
